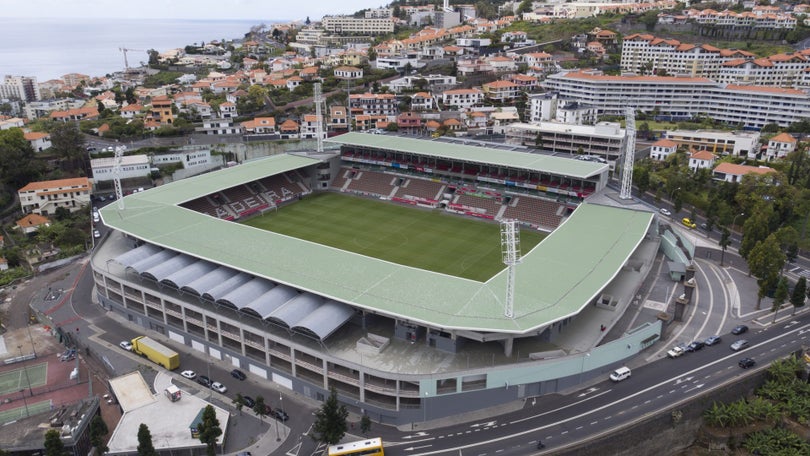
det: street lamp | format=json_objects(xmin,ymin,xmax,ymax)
[
  {"xmin": 18, "ymin": 346, "xmax": 33, "ymax": 396},
  {"xmin": 732, "ymin": 212, "xmax": 745, "ymax": 232},
  {"xmin": 668, "ymin": 186, "xmax": 681, "ymax": 205},
  {"xmin": 279, "ymin": 394, "xmax": 286, "ymax": 438},
  {"xmin": 578, "ymin": 352, "xmax": 591, "ymax": 384}
]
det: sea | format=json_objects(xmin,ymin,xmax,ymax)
[{"xmin": 0, "ymin": 17, "xmax": 267, "ymax": 82}]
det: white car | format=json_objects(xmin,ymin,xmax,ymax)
[
  {"xmin": 119, "ymin": 341, "xmax": 133, "ymax": 351},
  {"xmin": 210, "ymin": 382, "xmax": 227, "ymax": 393},
  {"xmin": 181, "ymin": 370, "xmax": 197, "ymax": 380},
  {"xmin": 93, "ymin": 229, "xmax": 101, "ymax": 238},
  {"xmin": 659, "ymin": 208, "xmax": 672, "ymax": 216},
  {"xmin": 667, "ymin": 345, "xmax": 686, "ymax": 358}
]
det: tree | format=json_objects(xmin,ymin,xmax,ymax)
[
  {"xmin": 719, "ymin": 227, "xmax": 731, "ymax": 267},
  {"xmin": 253, "ymin": 395, "xmax": 267, "ymax": 421},
  {"xmin": 772, "ymin": 276, "xmax": 789, "ymax": 323},
  {"xmin": 137, "ymin": 423, "xmax": 158, "ymax": 456},
  {"xmin": 233, "ymin": 393, "xmax": 245, "ymax": 415},
  {"xmin": 747, "ymin": 234, "xmax": 786, "ymax": 310},
  {"xmin": 312, "ymin": 387, "xmax": 349, "ymax": 445},
  {"xmin": 0, "ymin": 128, "xmax": 43, "ymax": 187},
  {"xmin": 640, "ymin": 10, "xmax": 659, "ymax": 31},
  {"xmin": 44, "ymin": 429, "xmax": 67, "ymax": 456},
  {"xmin": 517, "ymin": 0, "xmax": 534, "ymax": 14},
  {"xmin": 360, "ymin": 414, "xmax": 372, "ymax": 435},
  {"xmin": 790, "ymin": 276, "xmax": 806, "ymax": 315},
  {"xmin": 739, "ymin": 203, "xmax": 773, "ymax": 259},
  {"xmin": 197, "ymin": 405, "xmax": 222, "ymax": 456},
  {"xmin": 89, "ymin": 414, "xmax": 109, "ymax": 455},
  {"xmin": 50, "ymin": 122, "xmax": 86, "ymax": 171},
  {"xmin": 147, "ymin": 49, "xmax": 160, "ymax": 67}
]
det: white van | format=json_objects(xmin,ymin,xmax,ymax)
[{"xmin": 609, "ymin": 366, "xmax": 631, "ymax": 382}]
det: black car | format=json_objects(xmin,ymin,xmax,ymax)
[
  {"xmin": 272, "ymin": 409, "xmax": 289, "ymax": 422},
  {"xmin": 196, "ymin": 375, "xmax": 211, "ymax": 387},
  {"xmin": 731, "ymin": 325, "xmax": 749, "ymax": 335},
  {"xmin": 738, "ymin": 357, "xmax": 756, "ymax": 369},
  {"xmin": 241, "ymin": 395, "xmax": 255, "ymax": 408},
  {"xmin": 230, "ymin": 369, "xmax": 246, "ymax": 381},
  {"xmin": 686, "ymin": 341, "xmax": 705, "ymax": 352}
]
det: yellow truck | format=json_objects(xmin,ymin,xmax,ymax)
[{"xmin": 131, "ymin": 336, "xmax": 180, "ymax": 370}]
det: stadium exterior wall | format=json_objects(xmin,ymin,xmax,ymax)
[{"xmin": 94, "ymin": 280, "xmax": 661, "ymax": 425}]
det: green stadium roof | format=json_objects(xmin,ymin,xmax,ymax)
[
  {"xmin": 327, "ymin": 132, "xmax": 608, "ymax": 179},
  {"xmin": 100, "ymin": 153, "xmax": 653, "ymax": 334}
]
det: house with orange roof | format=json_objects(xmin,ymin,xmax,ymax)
[
  {"xmin": 219, "ymin": 101, "xmax": 238, "ymax": 119},
  {"xmin": 23, "ymin": 131, "xmax": 51, "ymax": 152},
  {"xmin": 279, "ymin": 119, "xmax": 300, "ymax": 139},
  {"xmin": 482, "ymin": 80, "xmax": 521, "ymax": 102},
  {"xmin": 349, "ymin": 93, "xmax": 398, "ymax": 117},
  {"xmin": 18, "ymin": 177, "xmax": 91, "ymax": 216},
  {"xmin": 442, "ymin": 117, "xmax": 462, "ymax": 132},
  {"xmin": 688, "ymin": 149, "xmax": 716, "ymax": 172},
  {"xmin": 149, "ymin": 96, "xmax": 174, "ymax": 125},
  {"xmin": 764, "ymin": 132, "xmax": 797, "ymax": 161},
  {"xmin": 241, "ymin": 117, "xmax": 276, "ymax": 135},
  {"xmin": 49, "ymin": 106, "xmax": 99, "ymax": 122},
  {"xmin": 712, "ymin": 163, "xmax": 775, "ymax": 183},
  {"xmin": 286, "ymin": 76, "xmax": 303, "ymax": 91},
  {"xmin": 16, "ymin": 213, "xmax": 51, "ymax": 235},
  {"xmin": 650, "ymin": 139, "xmax": 679, "ymax": 161},
  {"xmin": 300, "ymin": 114, "xmax": 326, "ymax": 139},
  {"xmin": 328, "ymin": 106, "xmax": 348, "ymax": 133},
  {"xmin": 441, "ymin": 88, "xmax": 483, "ymax": 109},
  {"xmin": 396, "ymin": 112, "xmax": 422, "ymax": 133},
  {"xmin": 0, "ymin": 256, "xmax": 7, "ymax": 271},
  {"xmin": 485, "ymin": 55, "xmax": 518, "ymax": 72},
  {"xmin": 0, "ymin": 117, "xmax": 25, "ymax": 130},
  {"xmin": 424, "ymin": 119, "xmax": 441, "ymax": 133},
  {"xmin": 410, "ymin": 92, "xmax": 434, "ymax": 111},
  {"xmin": 465, "ymin": 111, "xmax": 488, "ymax": 129},
  {"xmin": 120, "ymin": 103, "xmax": 144, "ymax": 119}
]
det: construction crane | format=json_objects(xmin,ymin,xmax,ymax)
[{"xmin": 118, "ymin": 47, "xmax": 146, "ymax": 72}]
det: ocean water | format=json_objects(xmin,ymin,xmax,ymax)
[{"xmin": 0, "ymin": 18, "xmax": 263, "ymax": 81}]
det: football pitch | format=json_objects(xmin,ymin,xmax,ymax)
[{"xmin": 243, "ymin": 192, "xmax": 545, "ymax": 281}]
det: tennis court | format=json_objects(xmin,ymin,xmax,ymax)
[
  {"xmin": 0, "ymin": 400, "xmax": 52, "ymax": 424},
  {"xmin": 0, "ymin": 363, "xmax": 48, "ymax": 395},
  {"xmin": 244, "ymin": 192, "xmax": 545, "ymax": 281}
]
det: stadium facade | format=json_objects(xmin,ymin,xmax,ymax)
[{"xmin": 93, "ymin": 134, "xmax": 662, "ymax": 424}]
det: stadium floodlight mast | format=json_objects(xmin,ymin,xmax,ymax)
[
  {"xmin": 500, "ymin": 219, "xmax": 521, "ymax": 318},
  {"xmin": 619, "ymin": 107, "xmax": 636, "ymax": 200},
  {"xmin": 114, "ymin": 146, "xmax": 125, "ymax": 210},
  {"xmin": 313, "ymin": 82, "xmax": 324, "ymax": 154}
]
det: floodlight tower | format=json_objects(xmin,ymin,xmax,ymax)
[
  {"xmin": 114, "ymin": 146, "xmax": 125, "ymax": 210},
  {"xmin": 619, "ymin": 107, "xmax": 636, "ymax": 200},
  {"xmin": 500, "ymin": 219, "xmax": 521, "ymax": 318},
  {"xmin": 313, "ymin": 82, "xmax": 324, "ymax": 154}
]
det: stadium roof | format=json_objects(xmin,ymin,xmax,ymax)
[
  {"xmin": 100, "ymin": 153, "xmax": 652, "ymax": 334},
  {"xmin": 326, "ymin": 132, "xmax": 607, "ymax": 179}
]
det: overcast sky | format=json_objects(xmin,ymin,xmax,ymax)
[{"xmin": 1, "ymin": 0, "xmax": 388, "ymax": 21}]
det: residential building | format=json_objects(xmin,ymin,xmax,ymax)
[
  {"xmin": 150, "ymin": 149, "xmax": 213, "ymax": 169},
  {"xmin": 649, "ymin": 139, "xmax": 679, "ymax": 161},
  {"xmin": 16, "ymin": 213, "xmax": 50, "ymax": 234},
  {"xmin": 328, "ymin": 106, "xmax": 348, "ymax": 132},
  {"xmin": 219, "ymin": 102, "xmax": 238, "ymax": 119},
  {"xmin": 61, "ymin": 73, "xmax": 91, "ymax": 87},
  {"xmin": 664, "ymin": 129, "xmax": 760, "ymax": 157},
  {"xmin": 482, "ymin": 80, "xmax": 521, "ymax": 102},
  {"xmin": 241, "ymin": 117, "xmax": 277, "ymax": 135},
  {"xmin": 23, "ymin": 131, "xmax": 51, "ymax": 152},
  {"xmin": 322, "ymin": 16, "xmax": 394, "ymax": 35},
  {"xmin": 300, "ymin": 114, "xmax": 326, "ymax": 139},
  {"xmin": 688, "ymin": 150, "xmax": 716, "ymax": 172},
  {"xmin": 712, "ymin": 162, "xmax": 775, "ymax": 183},
  {"xmin": 505, "ymin": 122, "xmax": 626, "ymax": 164},
  {"xmin": 441, "ymin": 88, "xmax": 483, "ymax": 109},
  {"xmin": 397, "ymin": 111, "xmax": 422, "ymax": 133},
  {"xmin": 0, "ymin": 117, "xmax": 24, "ymax": 130},
  {"xmin": 120, "ymin": 104, "xmax": 143, "ymax": 119},
  {"xmin": 349, "ymin": 93, "xmax": 398, "ymax": 117},
  {"xmin": 542, "ymin": 70, "xmax": 810, "ymax": 129},
  {"xmin": 411, "ymin": 92, "xmax": 434, "ymax": 111},
  {"xmin": 23, "ymin": 99, "xmax": 85, "ymax": 120},
  {"xmin": 279, "ymin": 119, "xmax": 300, "ymax": 139},
  {"xmin": 620, "ymin": 34, "xmax": 756, "ymax": 78},
  {"xmin": 18, "ymin": 177, "xmax": 91, "ymax": 216},
  {"xmin": 0, "ymin": 75, "xmax": 40, "ymax": 101},
  {"xmin": 149, "ymin": 96, "xmax": 174, "ymax": 125},
  {"xmin": 91, "ymin": 155, "xmax": 150, "ymax": 182},
  {"xmin": 385, "ymin": 74, "xmax": 457, "ymax": 94},
  {"xmin": 49, "ymin": 106, "xmax": 99, "ymax": 122},
  {"xmin": 197, "ymin": 119, "xmax": 242, "ymax": 135},
  {"xmin": 763, "ymin": 132, "xmax": 797, "ymax": 161}
]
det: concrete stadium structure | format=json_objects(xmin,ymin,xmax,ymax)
[{"xmin": 92, "ymin": 134, "xmax": 663, "ymax": 425}]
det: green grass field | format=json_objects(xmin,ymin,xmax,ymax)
[
  {"xmin": 0, "ymin": 363, "xmax": 47, "ymax": 395},
  {"xmin": 243, "ymin": 193, "xmax": 545, "ymax": 281}
]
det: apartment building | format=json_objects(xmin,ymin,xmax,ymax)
[
  {"xmin": 716, "ymin": 53, "xmax": 810, "ymax": 88},
  {"xmin": 300, "ymin": 114, "xmax": 326, "ymax": 139},
  {"xmin": 482, "ymin": 80, "xmax": 521, "ymax": 102},
  {"xmin": 542, "ymin": 70, "xmax": 810, "ymax": 128},
  {"xmin": 663, "ymin": 129, "xmax": 760, "ymax": 157},
  {"xmin": 349, "ymin": 93, "xmax": 398, "ymax": 117},
  {"xmin": 321, "ymin": 16, "xmax": 394, "ymax": 35},
  {"xmin": 18, "ymin": 177, "xmax": 91, "ymax": 216},
  {"xmin": 91, "ymin": 155, "xmax": 151, "ymax": 182},
  {"xmin": 0, "ymin": 75, "xmax": 40, "ymax": 102},
  {"xmin": 150, "ymin": 96, "xmax": 174, "ymax": 125},
  {"xmin": 441, "ymin": 88, "xmax": 483, "ymax": 109},
  {"xmin": 620, "ymin": 34, "xmax": 755, "ymax": 77}
]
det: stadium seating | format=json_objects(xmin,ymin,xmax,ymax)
[
  {"xmin": 502, "ymin": 196, "xmax": 565, "ymax": 229},
  {"xmin": 259, "ymin": 173, "xmax": 307, "ymax": 204},
  {"xmin": 454, "ymin": 194, "xmax": 503, "ymax": 216},
  {"xmin": 394, "ymin": 178, "xmax": 445, "ymax": 202},
  {"xmin": 345, "ymin": 170, "xmax": 398, "ymax": 197}
]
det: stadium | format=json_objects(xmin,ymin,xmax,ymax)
[{"xmin": 93, "ymin": 133, "xmax": 662, "ymax": 424}]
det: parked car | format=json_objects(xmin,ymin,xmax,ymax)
[
  {"xmin": 196, "ymin": 375, "xmax": 211, "ymax": 387},
  {"xmin": 119, "ymin": 341, "xmax": 132, "ymax": 351},
  {"xmin": 738, "ymin": 357, "xmax": 756, "ymax": 369},
  {"xmin": 211, "ymin": 382, "xmax": 227, "ymax": 394},
  {"xmin": 730, "ymin": 340, "xmax": 750, "ymax": 351},
  {"xmin": 704, "ymin": 335, "xmax": 721, "ymax": 346},
  {"xmin": 241, "ymin": 395, "xmax": 255, "ymax": 408},
  {"xmin": 181, "ymin": 370, "xmax": 197, "ymax": 380},
  {"xmin": 686, "ymin": 341, "xmax": 705, "ymax": 352},
  {"xmin": 93, "ymin": 229, "xmax": 101, "ymax": 238},
  {"xmin": 659, "ymin": 208, "xmax": 671, "ymax": 216},
  {"xmin": 230, "ymin": 369, "xmax": 246, "ymax": 381},
  {"xmin": 681, "ymin": 217, "xmax": 697, "ymax": 229},
  {"xmin": 731, "ymin": 325, "xmax": 749, "ymax": 335},
  {"xmin": 272, "ymin": 408, "xmax": 289, "ymax": 422},
  {"xmin": 667, "ymin": 343, "xmax": 687, "ymax": 358}
]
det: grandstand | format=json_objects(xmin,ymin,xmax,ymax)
[{"xmin": 93, "ymin": 134, "xmax": 662, "ymax": 425}]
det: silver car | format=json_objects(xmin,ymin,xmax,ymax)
[{"xmin": 730, "ymin": 340, "xmax": 749, "ymax": 351}]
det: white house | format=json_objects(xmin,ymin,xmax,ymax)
[
  {"xmin": 441, "ymin": 88, "xmax": 483, "ymax": 109},
  {"xmin": 712, "ymin": 163, "xmax": 775, "ymax": 183},
  {"xmin": 219, "ymin": 102, "xmax": 238, "ymax": 119},
  {"xmin": 688, "ymin": 150, "xmax": 716, "ymax": 172},
  {"xmin": 91, "ymin": 155, "xmax": 150, "ymax": 182},
  {"xmin": 764, "ymin": 132, "xmax": 797, "ymax": 161},
  {"xmin": 650, "ymin": 139, "xmax": 679, "ymax": 161},
  {"xmin": 23, "ymin": 131, "xmax": 51, "ymax": 152},
  {"xmin": 18, "ymin": 177, "xmax": 91, "ymax": 216}
]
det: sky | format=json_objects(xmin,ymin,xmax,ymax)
[{"xmin": 0, "ymin": 0, "xmax": 388, "ymax": 21}]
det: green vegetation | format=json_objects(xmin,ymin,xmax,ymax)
[
  {"xmin": 703, "ymin": 357, "xmax": 810, "ymax": 454},
  {"xmin": 243, "ymin": 192, "xmax": 544, "ymax": 281},
  {"xmin": 143, "ymin": 71, "xmax": 185, "ymax": 88},
  {"xmin": 311, "ymin": 387, "xmax": 348, "ymax": 446}
]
